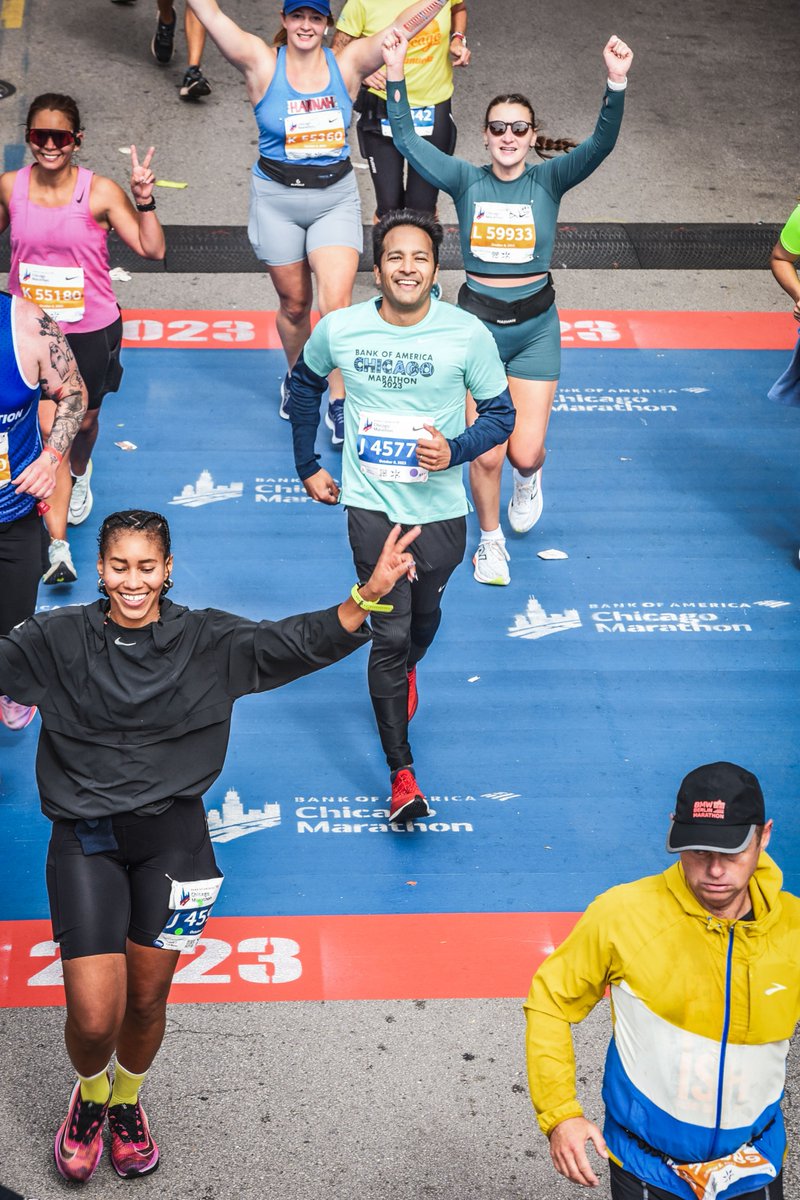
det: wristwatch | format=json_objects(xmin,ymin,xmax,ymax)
[{"xmin": 350, "ymin": 583, "xmax": 394, "ymax": 613}]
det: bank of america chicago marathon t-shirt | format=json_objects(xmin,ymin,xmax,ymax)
[{"xmin": 304, "ymin": 297, "xmax": 508, "ymax": 525}]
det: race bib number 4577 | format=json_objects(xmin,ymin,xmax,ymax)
[{"xmin": 357, "ymin": 411, "xmax": 432, "ymax": 484}]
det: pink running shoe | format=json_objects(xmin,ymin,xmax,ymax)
[
  {"xmin": 108, "ymin": 1100, "xmax": 160, "ymax": 1178},
  {"xmin": 0, "ymin": 695, "xmax": 36, "ymax": 730},
  {"xmin": 54, "ymin": 1081, "xmax": 109, "ymax": 1183}
]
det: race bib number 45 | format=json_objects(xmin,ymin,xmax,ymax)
[
  {"xmin": 284, "ymin": 111, "xmax": 346, "ymax": 160},
  {"xmin": 19, "ymin": 262, "xmax": 85, "ymax": 323},
  {"xmin": 154, "ymin": 876, "xmax": 224, "ymax": 952},
  {"xmin": 470, "ymin": 202, "xmax": 535, "ymax": 264},
  {"xmin": 357, "ymin": 411, "xmax": 432, "ymax": 484}
]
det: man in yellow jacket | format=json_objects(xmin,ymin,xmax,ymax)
[{"xmin": 525, "ymin": 761, "xmax": 799, "ymax": 1200}]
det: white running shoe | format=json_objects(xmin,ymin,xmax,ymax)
[
  {"xmin": 507, "ymin": 468, "xmax": 543, "ymax": 534},
  {"xmin": 43, "ymin": 539, "xmax": 77, "ymax": 586},
  {"xmin": 279, "ymin": 373, "xmax": 292, "ymax": 420},
  {"xmin": 473, "ymin": 539, "xmax": 510, "ymax": 586},
  {"xmin": 68, "ymin": 461, "xmax": 93, "ymax": 526}
]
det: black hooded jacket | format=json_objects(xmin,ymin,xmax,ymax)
[{"xmin": 0, "ymin": 598, "xmax": 370, "ymax": 821}]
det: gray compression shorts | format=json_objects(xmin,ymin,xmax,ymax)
[{"xmin": 248, "ymin": 169, "xmax": 363, "ymax": 267}]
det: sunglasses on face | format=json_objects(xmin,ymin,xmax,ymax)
[
  {"xmin": 486, "ymin": 120, "xmax": 533, "ymax": 137},
  {"xmin": 26, "ymin": 128, "xmax": 78, "ymax": 150}
]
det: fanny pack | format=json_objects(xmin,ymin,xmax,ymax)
[
  {"xmin": 257, "ymin": 155, "xmax": 352, "ymax": 190},
  {"xmin": 622, "ymin": 1121, "xmax": 777, "ymax": 1200},
  {"xmin": 457, "ymin": 275, "xmax": 555, "ymax": 326}
]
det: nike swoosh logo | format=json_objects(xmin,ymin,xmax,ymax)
[
  {"xmin": 114, "ymin": 637, "xmax": 137, "ymax": 647},
  {"xmin": 765, "ymin": 983, "xmax": 787, "ymax": 996}
]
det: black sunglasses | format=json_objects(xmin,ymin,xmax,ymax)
[
  {"xmin": 27, "ymin": 128, "xmax": 79, "ymax": 150},
  {"xmin": 486, "ymin": 120, "xmax": 533, "ymax": 137}
]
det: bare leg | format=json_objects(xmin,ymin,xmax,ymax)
[
  {"xmin": 62, "ymin": 954, "xmax": 128, "ymax": 1076},
  {"xmin": 68, "ymin": 409, "xmax": 100, "ymax": 478},
  {"xmin": 184, "ymin": 5, "xmax": 206, "ymax": 66},
  {"xmin": 308, "ymin": 244, "xmax": 359, "ymax": 398},
  {"xmin": 115, "ymin": 941, "xmax": 181, "ymax": 1074},
  {"xmin": 267, "ymin": 259, "xmax": 314, "ymax": 372},
  {"xmin": 156, "ymin": 0, "xmax": 174, "ymax": 22}
]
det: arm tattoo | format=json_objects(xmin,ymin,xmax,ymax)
[
  {"xmin": 42, "ymin": 377, "xmax": 86, "ymax": 456},
  {"xmin": 331, "ymin": 30, "xmax": 354, "ymax": 52}
]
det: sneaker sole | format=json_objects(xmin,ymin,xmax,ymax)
[
  {"xmin": 472, "ymin": 559, "xmax": 510, "ymax": 586},
  {"xmin": 68, "ymin": 495, "xmax": 93, "ymax": 526},
  {"xmin": 324, "ymin": 410, "xmax": 344, "ymax": 445},
  {"xmin": 179, "ymin": 82, "xmax": 212, "ymax": 100},
  {"xmin": 111, "ymin": 1150, "xmax": 160, "ymax": 1179},
  {"xmin": 390, "ymin": 796, "xmax": 431, "ymax": 824},
  {"xmin": 42, "ymin": 563, "xmax": 78, "ymax": 586}
]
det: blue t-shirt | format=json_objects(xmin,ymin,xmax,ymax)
[
  {"xmin": 254, "ymin": 47, "xmax": 353, "ymax": 171},
  {"xmin": 0, "ymin": 292, "xmax": 41, "ymax": 522}
]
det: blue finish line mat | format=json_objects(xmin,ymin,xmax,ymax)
[{"xmin": 1, "ymin": 309, "xmax": 798, "ymax": 1006}]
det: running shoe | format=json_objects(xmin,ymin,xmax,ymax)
[
  {"xmin": 54, "ymin": 1081, "xmax": 109, "ymax": 1183},
  {"xmin": 325, "ymin": 398, "xmax": 345, "ymax": 446},
  {"xmin": 42, "ymin": 539, "xmax": 77, "ymax": 586},
  {"xmin": 108, "ymin": 1100, "xmax": 160, "ymax": 1178},
  {"xmin": 179, "ymin": 66, "xmax": 212, "ymax": 101},
  {"xmin": 407, "ymin": 666, "xmax": 418, "ymax": 722},
  {"xmin": 279, "ymin": 373, "xmax": 292, "ymax": 420},
  {"xmin": 472, "ymin": 539, "xmax": 510, "ymax": 586},
  {"xmin": 507, "ymin": 468, "xmax": 543, "ymax": 534},
  {"xmin": 151, "ymin": 12, "xmax": 176, "ymax": 63},
  {"xmin": 68, "ymin": 460, "xmax": 93, "ymax": 526},
  {"xmin": 0, "ymin": 696, "xmax": 37, "ymax": 730},
  {"xmin": 389, "ymin": 769, "xmax": 430, "ymax": 824}
]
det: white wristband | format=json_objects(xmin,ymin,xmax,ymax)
[{"xmin": 607, "ymin": 77, "xmax": 628, "ymax": 91}]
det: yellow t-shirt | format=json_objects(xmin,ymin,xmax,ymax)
[{"xmin": 336, "ymin": 0, "xmax": 454, "ymax": 106}]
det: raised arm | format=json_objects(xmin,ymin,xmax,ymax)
[
  {"xmin": 92, "ymin": 147, "xmax": 165, "ymax": 260},
  {"xmin": 12, "ymin": 302, "xmax": 87, "ymax": 499},
  {"xmin": 336, "ymin": 0, "xmax": 448, "ymax": 94},
  {"xmin": 542, "ymin": 35, "xmax": 632, "ymax": 199},
  {"xmin": 185, "ymin": 0, "xmax": 275, "ymax": 103}
]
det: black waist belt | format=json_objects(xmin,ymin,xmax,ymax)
[
  {"xmin": 620, "ymin": 1117, "xmax": 777, "ymax": 1167},
  {"xmin": 257, "ymin": 155, "xmax": 352, "ymax": 189},
  {"xmin": 457, "ymin": 275, "xmax": 555, "ymax": 326}
]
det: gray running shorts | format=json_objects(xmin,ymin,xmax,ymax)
[{"xmin": 248, "ymin": 169, "xmax": 363, "ymax": 267}]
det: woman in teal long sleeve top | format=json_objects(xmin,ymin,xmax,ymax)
[{"xmin": 384, "ymin": 30, "xmax": 633, "ymax": 585}]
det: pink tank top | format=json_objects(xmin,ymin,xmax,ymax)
[{"xmin": 9, "ymin": 164, "xmax": 120, "ymax": 333}]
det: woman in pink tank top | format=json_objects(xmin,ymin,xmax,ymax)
[{"xmin": 0, "ymin": 93, "xmax": 165, "ymax": 589}]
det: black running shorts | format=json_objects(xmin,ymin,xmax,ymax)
[{"xmin": 46, "ymin": 798, "xmax": 221, "ymax": 959}]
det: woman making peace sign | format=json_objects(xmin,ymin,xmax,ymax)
[{"xmin": 0, "ymin": 93, "xmax": 166, "ymax": 586}]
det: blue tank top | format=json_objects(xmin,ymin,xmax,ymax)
[
  {"xmin": 0, "ymin": 292, "xmax": 42, "ymax": 522},
  {"xmin": 254, "ymin": 47, "xmax": 353, "ymax": 172}
]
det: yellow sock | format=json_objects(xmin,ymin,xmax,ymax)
[
  {"xmin": 110, "ymin": 1061, "xmax": 148, "ymax": 1107},
  {"xmin": 78, "ymin": 1068, "xmax": 111, "ymax": 1105}
]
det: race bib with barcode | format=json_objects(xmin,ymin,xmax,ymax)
[
  {"xmin": 284, "ymin": 110, "xmax": 346, "ymax": 160},
  {"xmin": 357, "ymin": 411, "xmax": 432, "ymax": 484},
  {"xmin": 153, "ymin": 875, "xmax": 224, "ymax": 952},
  {"xmin": 469, "ymin": 202, "xmax": 536, "ymax": 264},
  {"xmin": 19, "ymin": 262, "xmax": 85, "ymax": 323}
]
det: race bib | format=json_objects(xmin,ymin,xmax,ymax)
[
  {"xmin": 381, "ymin": 106, "xmax": 435, "ymax": 138},
  {"xmin": 0, "ymin": 433, "xmax": 9, "ymax": 487},
  {"xmin": 153, "ymin": 875, "xmax": 224, "ymax": 952},
  {"xmin": 284, "ymin": 110, "xmax": 346, "ymax": 160},
  {"xmin": 469, "ymin": 202, "xmax": 536, "ymax": 264},
  {"xmin": 19, "ymin": 261, "xmax": 85, "ymax": 323},
  {"xmin": 668, "ymin": 1144, "xmax": 776, "ymax": 1200},
  {"xmin": 357, "ymin": 411, "xmax": 432, "ymax": 484}
]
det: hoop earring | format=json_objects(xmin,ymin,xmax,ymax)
[
  {"xmin": 162, "ymin": 576, "xmax": 174, "ymax": 595},
  {"xmin": 97, "ymin": 577, "xmax": 108, "ymax": 596}
]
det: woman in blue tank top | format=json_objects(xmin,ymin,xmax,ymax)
[{"xmin": 186, "ymin": 0, "xmax": 451, "ymax": 438}]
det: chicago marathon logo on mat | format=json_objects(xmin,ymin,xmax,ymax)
[
  {"xmin": 509, "ymin": 597, "xmax": 791, "ymax": 639},
  {"xmin": 207, "ymin": 788, "xmax": 281, "ymax": 842},
  {"xmin": 255, "ymin": 476, "xmax": 313, "ymax": 504},
  {"xmin": 291, "ymin": 792, "xmax": 502, "ymax": 835},
  {"xmin": 553, "ymin": 385, "xmax": 708, "ymax": 414},
  {"xmin": 171, "ymin": 470, "xmax": 244, "ymax": 507}
]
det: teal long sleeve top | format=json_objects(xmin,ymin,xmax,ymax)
[{"xmin": 387, "ymin": 78, "xmax": 625, "ymax": 278}]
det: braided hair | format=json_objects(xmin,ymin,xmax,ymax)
[
  {"xmin": 484, "ymin": 93, "xmax": 578, "ymax": 161},
  {"xmin": 98, "ymin": 510, "xmax": 172, "ymax": 558}
]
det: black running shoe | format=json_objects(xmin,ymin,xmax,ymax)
[
  {"xmin": 151, "ymin": 12, "xmax": 176, "ymax": 64},
  {"xmin": 179, "ymin": 66, "xmax": 212, "ymax": 100}
]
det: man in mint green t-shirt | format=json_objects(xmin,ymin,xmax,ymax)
[{"xmin": 290, "ymin": 209, "xmax": 513, "ymax": 823}]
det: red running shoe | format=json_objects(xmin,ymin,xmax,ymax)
[
  {"xmin": 54, "ymin": 1081, "xmax": 109, "ymax": 1182},
  {"xmin": 407, "ymin": 666, "xmax": 418, "ymax": 722},
  {"xmin": 390, "ymin": 769, "xmax": 430, "ymax": 824},
  {"xmin": 108, "ymin": 1100, "xmax": 160, "ymax": 1178}
]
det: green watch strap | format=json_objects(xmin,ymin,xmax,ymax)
[{"xmin": 351, "ymin": 583, "xmax": 394, "ymax": 613}]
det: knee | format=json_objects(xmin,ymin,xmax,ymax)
[
  {"xmin": 508, "ymin": 443, "xmax": 546, "ymax": 474},
  {"xmin": 472, "ymin": 444, "xmax": 507, "ymax": 475},
  {"xmin": 369, "ymin": 614, "xmax": 411, "ymax": 669},
  {"xmin": 124, "ymin": 989, "xmax": 168, "ymax": 1030},
  {"xmin": 410, "ymin": 608, "xmax": 442, "ymax": 651},
  {"xmin": 277, "ymin": 294, "xmax": 311, "ymax": 326},
  {"xmin": 317, "ymin": 288, "xmax": 353, "ymax": 317},
  {"xmin": 67, "ymin": 1005, "xmax": 119, "ymax": 1049},
  {"xmin": 80, "ymin": 409, "xmax": 99, "ymax": 435}
]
